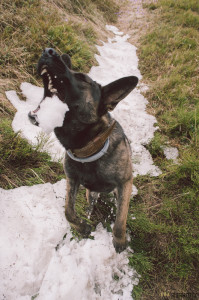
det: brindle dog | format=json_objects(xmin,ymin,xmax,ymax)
[{"xmin": 29, "ymin": 48, "xmax": 138, "ymax": 252}]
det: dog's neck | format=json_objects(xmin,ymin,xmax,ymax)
[
  {"xmin": 54, "ymin": 113, "xmax": 113, "ymax": 154},
  {"xmin": 71, "ymin": 120, "xmax": 116, "ymax": 158}
]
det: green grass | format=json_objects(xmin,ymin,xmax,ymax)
[
  {"xmin": 0, "ymin": 1, "xmax": 96, "ymax": 81},
  {"xmin": 129, "ymin": 0, "xmax": 199, "ymax": 298},
  {"xmin": 65, "ymin": 0, "xmax": 119, "ymax": 22},
  {"xmin": 47, "ymin": 24, "xmax": 94, "ymax": 71},
  {"xmin": 0, "ymin": 118, "xmax": 65, "ymax": 189},
  {"xmin": 0, "ymin": 0, "xmax": 119, "ymax": 80}
]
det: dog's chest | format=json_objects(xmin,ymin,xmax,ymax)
[{"xmin": 64, "ymin": 158, "xmax": 116, "ymax": 193}]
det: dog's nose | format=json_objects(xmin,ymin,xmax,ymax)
[{"xmin": 43, "ymin": 48, "xmax": 56, "ymax": 57}]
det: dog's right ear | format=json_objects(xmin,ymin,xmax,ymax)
[
  {"xmin": 61, "ymin": 54, "xmax": 72, "ymax": 69},
  {"xmin": 99, "ymin": 76, "xmax": 138, "ymax": 115}
]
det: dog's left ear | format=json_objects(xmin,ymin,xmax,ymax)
[
  {"xmin": 99, "ymin": 76, "xmax": 138, "ymax": 114},
  {"xmin": 61, "ymin": 54, "xmax": 72, "ymax": 69}
]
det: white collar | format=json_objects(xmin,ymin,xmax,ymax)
[{"xmin": 66, "ymin": 138, "xmax": 109, "ymax": 163}]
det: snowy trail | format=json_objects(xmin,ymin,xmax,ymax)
[
  {"xmin": 1, "ymin": 26, "xmax": 161, "ymax": 299},
  {"xmin": 0, "ymin": 180, "xmax": 138, "ymax": 300}
]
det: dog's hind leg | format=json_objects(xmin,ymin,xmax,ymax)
[
  {"xmin": 113, "ymin": 178, "xmax": 133, "ymax": 253},
  {"xmin": 86, "ymin": 189, "xmax": 99, "ymax": 218},
  {"xmin": 65, "ymin": 178, "xmax": 92, "ymax": 236}
]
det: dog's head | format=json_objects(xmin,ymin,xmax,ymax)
[{"xmin": 28, "ymin": 48, "xmax": 138, "ymax": 130}]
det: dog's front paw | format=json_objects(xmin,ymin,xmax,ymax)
[{"xmin": 113, "ymin": 238, "xmax": 127, "ymax": 253}]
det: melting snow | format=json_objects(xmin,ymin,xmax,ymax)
[
  {"xmin": 0, "ymin": 180, "xmax": 139, "ymax": 300},
  {"xmin": 36, "ymin": 96, "xmax": 69, "ymax": 134},
  {"xmin": 1, "ymin": 25, "xmax": 161, "ymax": 299},
  {"xmin": 5, "ymin": 83, "xmax": 66, "ymax": 162},
  {"xmin": 163, "ymin": 146, "xmax": 179, "ymax": 162},
  {"xmin": 90, "ymin": 25, "xmax": 161, "ymax": 177}
]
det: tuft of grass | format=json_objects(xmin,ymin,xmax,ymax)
[
  {"xmin": 47, "ymin": 24, "xmax": 94, "ymax": 71},
  {"xmin": 130, "ymin": 0, "xmax": 199, "ymax": 298},
  {"xmin": 0, "ymin": 0, "xmax": 119, "ymax": 85},
  {"xmin": 61, "ymin": 0, "xmax": 119, "ymax": 23},
  {"xmin": 146, "ymin": 0, "xmax": 199, "ymax": 13},
  {"xmin": 0, "ymin": 0, "xmax": 96, "ymax": 80},
  {"xmin": 0, "ymin": 118, "xmax": 65, "ymax": 189}
]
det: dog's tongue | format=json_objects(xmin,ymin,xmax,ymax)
[{"xmin": 36, "ymin": 95, "xmax": 69, "ymax": 134}]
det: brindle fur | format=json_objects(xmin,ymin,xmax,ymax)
[{"xmin": 29, "ymin": 48, "xmax": 138, "ymax": 252}]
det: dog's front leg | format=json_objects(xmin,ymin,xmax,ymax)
[
  {"xmin": 65, "ymin": 178, "xmax": 92, "ymax": 236},
  {"xmin": 113, "ymin": 178, "xmax": 133, "ymax": 252}
]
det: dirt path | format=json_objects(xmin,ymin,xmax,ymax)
[
  {"xmin": 116, "ymin": 0, "xmax": 155, "ymax": 47},
  {"xmin": 115, "ymin": 0, "xmax": 158, "ymax": 117}
]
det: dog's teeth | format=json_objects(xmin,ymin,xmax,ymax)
[
  {"xmin": 50, "ymin": 88, "xmax": 57, "ymax": 93},
  {"xmin": 41, "ymin": 68, "xmax": 47, "ymax": 75}
]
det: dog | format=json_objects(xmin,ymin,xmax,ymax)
[{"xmin": 29, "ymin": 48, "xmax": 138, "ymax": 252}]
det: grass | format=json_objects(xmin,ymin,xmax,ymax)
[
  {"xmin": 0, "ymin": 117, "xmax": 65, "ymax": 189},
  {"xmin": 0, "ymin": 0, "xmax": 119, "ymax": 80},
  {"xmin": 0, "ymin": 0, "xmax": 119, "ymax": 189},
  {"xmin": 127, "ymin": 0, "xmax": 199, "ymax": 298},
  {"xmin": 1, "ymin": 0, "xmax": 95, "ymax": 81},
  {"xmin": 65, "ymin": 0, "xmax": 119, "ymax": 23}
]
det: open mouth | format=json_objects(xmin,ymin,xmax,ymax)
[
  {"xmin": 28, "ymin": 49, "xmax": 70, "ymax": 129},
  {"xmin": 39, "ymin": 63, "xmax": 66, "ymax": 104},
  {"xmin": 28, "ymin": 65, "xmax": 60, "ymax": 125},
  {"xmin": 40, "ymin": 65, "xmax": 58, "ymax": 95}
]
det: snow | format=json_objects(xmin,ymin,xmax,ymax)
[
  {"xmin": 38, "ymin": 224, "xmax": 138, "ymax": 300},
  {"xmin": 1, "ymin": 25, "xmax": 161, "ymax": 299},
  {"xmin": 0, "ymin": 180, "xmax": 138, "ymax": 300},
  {"xmin": 36, "ymin": 96, "xmax": 69, "ymax": 134},
  {"xmin": 0, "ymin": 180, "xmax": 67, "ymax": 300},
  {"xmin": 6, "ymin": 83, "xmax": 66, "ymax": 162},
  {"xmin": 163, "ymin": 146, "xmax": 179, "ymax": 162},
  {"xmin": 89, "ymin": 25, "xmax": 161, "ymax": 176}
]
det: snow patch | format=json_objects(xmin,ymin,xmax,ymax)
[
  {"xmin": 0, "ymin": 180, "xmax": 67, "ymax": 300},
  {"xmin": 89, "ymin": 25, "xmax": 161, "ymax": 177},
  {"xmin": 163, "ymin": 146, "xmax": 179, "ymax": 162},
  {"xmin": 106, "ymin": 24, "xmax": 124, "ymax": 36},
  {"xmin": 132, "ymin": 185, "xmax": 138, "ymax": 196},
  {"xmin": 0, "ymin": 181, "xmax": 138, "ymax": 300},
  {"xmin": 38, "ymin": 223, "xmax": 139, "ymax": 300},
  {"xmin": 36, "ymin": 96, "xmax": 69, "ymax": 134},
  {"xmin": 6, "ymin": 84, "xmax": 66, "ymax": 162}
]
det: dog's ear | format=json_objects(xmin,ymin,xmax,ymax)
[
  {"xmin": 99, "ymin": 76, "xmax": 138, "ymax": 114},
  {"xmin": 61, "ymin": 54, "xmax": 72, "ymax": 69}
]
